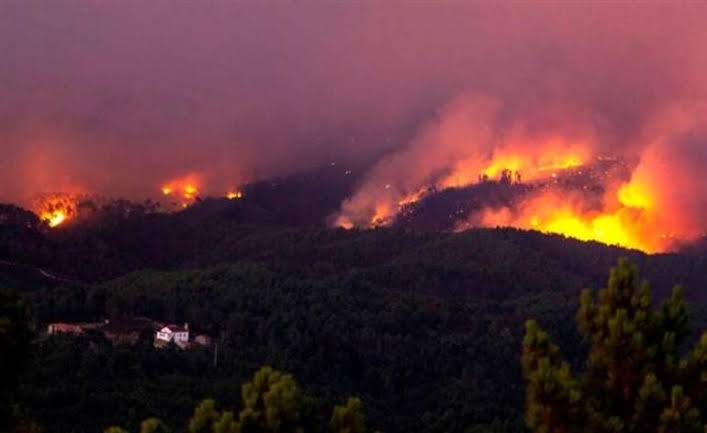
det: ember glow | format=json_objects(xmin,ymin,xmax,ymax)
[
  {"xmin": 33, "ymin": 194, "xmax": 79, "ymax": 228},
  {"xmin": 160, "ymin": 175, "xmax": 202, "ymax": 208},
  {"xmin": 226, "ymin": 191, "xmax": 243, "ymax": 200}
]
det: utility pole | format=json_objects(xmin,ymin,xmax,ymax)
[{"xmin": 213, "ymin": 342, "xmax": 219, "ymax": 368}]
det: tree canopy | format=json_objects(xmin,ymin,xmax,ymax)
[
  {"xmin": 523, "ymin": 259, "xmax": 707, "ymax": 433},
  {"xmin": 105, "ymin": 367, "xmax": 364, "ymax": 433}
]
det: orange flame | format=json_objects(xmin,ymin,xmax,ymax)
[
  {"xmin": 160, "ymin": 174, "xmax": 202, "ymax": 208},
  {"xmin": 33, "ymin": 194, "xmax": 79, "ymax": 228},
  {"xmin": 398, "ymin": 188, "xmax": 427, "ymax": 207},
  {"xmin": 337, "ymin": 137, "xmax": 593, "ymax": 230},
  {"xmin": 439, "ymin": 138, "xmax": 590, "ymax": 189},
  {"xmin": 469, "ymin": 176, "xmax": 668, "ymax": 252},
  {"xmin": 335, "ymin": 99, "xmax": 707, "ymax": 253}
]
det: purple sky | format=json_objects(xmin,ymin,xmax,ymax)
[{"xmin": 2, "ymin": 2, "xmax": 706, "ymax": 203}]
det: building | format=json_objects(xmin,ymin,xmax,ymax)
[
  {"xmin": 46, "ymin": 317, "xmax": 163, "ymax": 344},
  {"xmin": 101, "ymin": 317, "xmax": 160, "ymax": 344},
  {"xmin": 47, "ymin": 323, "xmax": 84, "ymax": 335},
  {"xmin": 155, "ymin": 323, "xmax": 190, "ymax": 347}
]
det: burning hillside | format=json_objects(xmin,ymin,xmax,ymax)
[
  {"xmin": 334, "ymin": 97, "xmax": 707, "ymax": 253},
  {"xmin": 159, "ymin": 174, "xmax": 245, "ymax": 209},
  {"xmin": 160, "ymin": 174, "xmax": 202, "ymax": 209},
  {"xmin": 32, "ymin": 193, "xmax": 80, "ymax": 228}
]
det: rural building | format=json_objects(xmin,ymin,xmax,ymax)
[
  {"xmin": 47, "ymin": 323, "xmax": 84, "ymax": 335},
  {"xmin": 102, "ymin": 317, "xmax": 160, "ymax": 344},
  {"xmin": 155, "ymin": 323, "xmax": 190, "ymax": 347}
]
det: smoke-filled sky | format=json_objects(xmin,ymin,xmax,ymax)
[{"xmin": 2, "ymin": 2, "xmax": 707, "ymax": 204}]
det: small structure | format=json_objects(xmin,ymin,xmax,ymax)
[
  {"xmin": 155, "ymin": 323, "xmax": 190, "ymax": 348},
  {"xmin": 47, "ymin": 323, "xmax": 84, "ymax": 335}
]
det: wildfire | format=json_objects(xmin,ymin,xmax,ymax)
[
  {"xmin": 226, "ymin": 190, "xmax": 243, "ymax": 200},
  {"xmin": 439, "ymin": 140, "xmax": 590, "ymax": 190},
  {"xmin": 371, "ymin": 203, "xmax": 395, "ymax": 226},
  {"xmin": 617, "ymin": 181, "xmax": 654, "ymax": 210},
  {"xmin": 469, "ymin": 172, "xmax": 667, "ymax": 252},
  {"xmin": 398, "ymin": 189, "xmax": 427, "ymax": 207},
  {"xmin": 160, "ymin": 174, "xmax": 202, "ymax": 208},
  {"xmin": 336, "ymin": 137, "xmax": 682, "ymax": 253},
  {"xmin": 339, "ymin": 139, "xmax": 592, "ymax": 229},
  {"xmin": 33, "ymin": 194, "xmax": 79, "ymax": 228}
]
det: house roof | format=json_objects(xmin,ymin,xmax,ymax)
[
  {"xmin": 165, "ymin": 324, "xmax": 188, "ymax": 333},
  {"xmin": 101, "ymin": 317, "xmax": 159, "ymax": 334},
  {"xmin": 49, "ymin": 323, "xmax": 84, "ymax": 333}
]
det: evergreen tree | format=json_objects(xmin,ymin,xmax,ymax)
[
  {"xmin": 103, "ymin": 367, "xmax": 366, "ymax": 433},
  {"xmin": 188, "ymin": 400, "xmax": 220, "ymax": 433},
  {"xmin": 522, "ymin": 259, "xmax": 707, "ymax": 433},
  {"xmin": 330, "ymin": 398, "xmax": 365, "ymax": 433},
  {"xmin": 239, "ymin": 366, "xmax": 303, "ymax": 433},
  {"xmin": 213, "ymin": 411, "xmax": 239, "ymax": 433},
  {"xmin": 140, "ymin": 418, "xmax": 170, "ymax": 433},
  {"xmin": 104, "ymin": 427, "xmax": 129, "ymax": 433}
]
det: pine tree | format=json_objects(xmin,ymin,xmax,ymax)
[
  {"xmin": 104, "ymin": 427, "xmax": 129, "ymax": 433},
  {"xmin": 140, "ymin": 418, "xmax": 170, "ymax": 433},
  {"xmin": 330, "ymin": 398, "xmax": 365, "ymax": 433},
  {"xmin": 188, "ymin": 400, "xmax": 220, "ymax": 433},
  {"xmin": 522, "ymin": 259, "xmax": 707, "ymax": 433},
  {"xmin": 239, "ymin": 366, "xmax": 303, "ymax": 433},
  {"xmin": 107, "ymin": 367, "xmax": 366, "ymax": 433},
  {"xmin": 213, "ymin": 411, "xmax": 239, "ymax": 433}
]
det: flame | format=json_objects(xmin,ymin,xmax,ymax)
[
  {"xmin": 33, "ymin": 194, "xmax": 79, "ymax": 228},
  {"xmin": 336, "ymin": 137, "xmax": 674, "ymax": 252},
  {"xmin": 338, "ymin": 138, "xmax": 592, "ymax": 229},
  {"xmin": 371, "ymin": 203, "xmax": 394, "ymax": 226},
  {"xmin": 334, "ymin": 98, "xmax": 707, "ymax": 254},
  {"xmin": 226, "ymin": 191, "xmax": 243, "ymax": 200},
  {"xmin": 183, "ymin": 185, "xmax": 198, "ymax": 198},
  {"xmin": 617, "ymin": 181, "xmax": 654, "ymax": 210},
  {"xmin": 335, "ymin": 216, "xmax": 355, "ymax": 230},
  {"xmin": 439, "ymin": 140, "xmax": 589, "ymax": 189},
  {"xmin": 398, "ymin": 189, "xmax": 427, "ymax": 207},
  {"xmin": 160, "ymin": 174, "xmax": 202, "ymax": 208},
  {"xmin": 471, "ymin": 178, "xmax": 666, "ymax": 252},
  {"xmin": 537, "ymin": 155, "xmax": 584, "ymax": 172}
]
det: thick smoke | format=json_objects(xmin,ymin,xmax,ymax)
[
  {"xmin": 334, "ymin": 94, "xmax": 604, "ymax": 227},
  {"xmin": 1, "ymin": 2, "xmax": 706, "ymax": 221},
  {"xmin": 625, "ymin": 103, "xmax": 707, "ymax": 242}
]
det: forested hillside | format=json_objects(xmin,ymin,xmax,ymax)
[{"xmin": 3, "ymin": 216, "xmax": 706, "ymax": 432}]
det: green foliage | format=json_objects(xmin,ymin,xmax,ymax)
[
  {"xmin": 12, "ymin": 226, "xmax": 707, "ymax": 433},
  {"xmin": 189, "ymin": 400, "xmax": 220, "ymax": 433},
  {"xmin": 523, "ymin": 259, "xmax": 707, "ymax": 433},
  {"xmin": 180, "ymin": 367, "xmax": 360, "ymax": 433},
  {"xmin": 239, "ymin": 367, "xmax": 303, "ymax": 433},
  {"xmin": 330, "ymin": 398, "xmax": 365, "ymax": 433},
  {"xmin": 140, "ymin": 418, "xmax": 170, "ymax": 433},
  {"xmin": 212, "ymin": 411, "xmax": 239, "ymax": 433},
  {"xmin": 104, "ymin": 427, "xmax": 130, "ymax": 433}
]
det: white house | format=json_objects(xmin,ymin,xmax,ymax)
[{"xmin": 155, "ymin": 323, "xmax": 190, "ymax": 347}]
